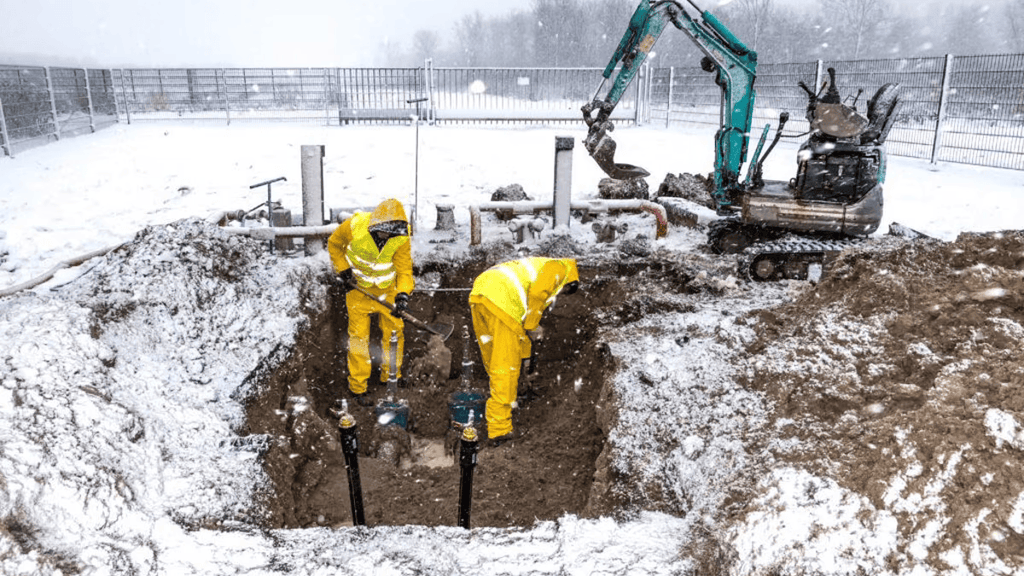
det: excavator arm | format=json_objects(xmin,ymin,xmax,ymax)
[{"xmin": 583, "ymin": 0, "xmax": 758, "ymax": 210}]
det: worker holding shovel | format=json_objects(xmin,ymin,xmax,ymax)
[
  {"xmin": 469, "ymin": 257, "xmax": 579, "ymax": 447},
  {"xmin": 328, "ymin": 198, "xmax": 414, "ymax": 407}
]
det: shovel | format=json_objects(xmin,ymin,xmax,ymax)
[{"xmin": 350, "ymin": 283, "xmax": 454, "ymax": 342}]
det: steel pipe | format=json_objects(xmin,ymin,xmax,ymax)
[
  {"xmin": 338, "ymin": 411, "xmax": 366, "ymax": 526},
  {"xmin": 470, "ymin": 199, "xmax": 668, "ymax": 244}
]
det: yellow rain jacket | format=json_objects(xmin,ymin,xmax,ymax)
[
  {"xmin": 327, "ymin": 199, "xmax": 415, "ymax": 394},
  {"xmin": 468, "ymin": 257, "xmax": 578, "ymax": 438}
]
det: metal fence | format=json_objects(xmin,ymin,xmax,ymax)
[
  {"xmin": 0, "ymin": 65, "xmax": 118, "ymax": 156},
  {"xmin": 1, "ymin": 56, "xmax": 1022, "ymax": 170},
  {"xmin": 649, "ymin": 54, "xmax": 1024, "ymax": 170},
  {"xmin": 107, "ymin": 62, "xmax": 641, "ymax": 126}
]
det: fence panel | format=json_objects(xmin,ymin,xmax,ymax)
[
  {"xmin": 88, "ymin": 69, "xmax": 118, "ymax": 130},
  {"xmin": 430, "ymin": 67, "xmax": 632, "ymax": 125},
  {"xmin": 0, "ymin": 65, "xmax": 119, "ymax": 156},
  {"xmin": 335, "ymin": 68, "xmax": 426, "ymax": 124},
  {"xmin": 0, "ymin": 65, "xmax": 57, "ymax": 154},
  {"xmin": 49, "ymin": 67, "xmax": 102, "ymax": 137},
  {"xmin": 113, "ymin": 68, "xmax": 341, "ymax": 124},
  {"xmin": 937, "ymin": 54, "xmax": 1024, "ymax": 170}
]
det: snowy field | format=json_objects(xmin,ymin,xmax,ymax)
[{"xmin": 0, "ymin": 123, "xmax": 1022, "ymax": 575}]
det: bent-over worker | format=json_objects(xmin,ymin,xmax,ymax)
[
  {"xmin": 328, "ymin": 198, "xmax": 414, "ymax": 406},
  {"xmin": 468, "ymin": 257, "xmax": 579, "ymax": 446}
]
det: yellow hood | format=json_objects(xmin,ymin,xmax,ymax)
[{"xmin": 368, "ymin": 198, "xmax": 409, "ymax": 231}]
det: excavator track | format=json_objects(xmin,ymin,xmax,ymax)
[{"xmin": 738, "ymin": 238, "xmax": 863, "ymax": 282}]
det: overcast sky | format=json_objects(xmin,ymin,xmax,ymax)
[
  {"xmin": 0, "ymin": 0, "xmax": 997, "ymax": 68},
  {"xmin": 0, "ymin": 0, "xmax": 536, "ymax": 68}
]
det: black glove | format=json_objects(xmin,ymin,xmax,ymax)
[
  {"xmin": 336, "ymin": 268, "xmax": 356, "ymax": 291},
  {"xmin": 392, "ymin": 292, "xmax": 410, "ymax": 317}
]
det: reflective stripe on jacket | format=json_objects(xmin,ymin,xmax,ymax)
[
  {"xmin": 345, "ymin": 212, "xmax": 409, "ymax": 289},
  {"xmin": 469, "ymin": 257, "xmax": 578, "ymax": 331}
]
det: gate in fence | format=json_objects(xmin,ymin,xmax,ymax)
[{"xmin": 2, "ymin": 56, "xmax": 1022, "ymax": 170}]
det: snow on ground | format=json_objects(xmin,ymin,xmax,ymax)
[{"xmin": 0, "ymin": 123, "xmax": 1022, "ymax": 575}]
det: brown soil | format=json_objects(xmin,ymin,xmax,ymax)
[
  {"xmin": 228, "ymin": 211, "xmax": 1024, "ymax": 570},
  {"xmin": 239, "ymin": 258, "xmax": 650, "ymax": 529},
  {"xmin": 741, "ymin": 231, "xmax": 1024, "ymax": 566}
]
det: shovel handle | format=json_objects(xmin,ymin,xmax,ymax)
[{"xmin": 349, "ymin": 283, "xmax": 441, "ymax": 337}]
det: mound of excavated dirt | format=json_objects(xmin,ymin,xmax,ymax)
[{"xmin": 741, "ymin": 231, "xmax": 1024, "ymax": 567}]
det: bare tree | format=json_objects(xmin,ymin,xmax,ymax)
[
  {"xmin": 1008, "ymin": 0, "xmax": 1024, "ymax": 52},
  {"xmin": 412, "ymin": 30, "xmax": 441, "ymax": 64},
  {"xmin": 818, "ymin": 0, "xmax": 888, "ymax": 59},
  {"xmin": 452, "ymin": 12, "xmax": 486, "ymax": 66},
  {"xmin": 532, "ymin": 0, "xmax": 586, "ymax": 66},
  {"xmin": 944, "ymin": 4, "xmax": 999, "ymax": 56},
  {"xmin": 725, "ymin": 0, "xmax": 776, "ymax": 52}
]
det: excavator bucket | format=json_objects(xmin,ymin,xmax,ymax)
[{"xmin": 583, "ymin": 118, "xmax": 651, "ymax": 180}]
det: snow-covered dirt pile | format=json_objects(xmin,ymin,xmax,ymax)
[
  {"xmin": 734, "ymin": 232, "xmax": 1024, "ymax": 574},
  {"xmin": 0, "ymin": 218, "xmax": 325, "ymax": 572},
  {"xmin": 2, "ymin": 214, "xmax": 1022, "ymax": 576}
]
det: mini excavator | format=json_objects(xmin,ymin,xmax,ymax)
[{"xmin": 582, "ymin": 0, "xmax": 901, "ymax": 281}]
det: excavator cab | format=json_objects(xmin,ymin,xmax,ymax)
[{"xmin": 791, "ymin": 68, "xmax": 901, "ymax": 204}]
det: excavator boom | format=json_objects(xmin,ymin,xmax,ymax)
[{"xmin": 583, "ymin": 0, "xmax": 758, "ymax": 210}]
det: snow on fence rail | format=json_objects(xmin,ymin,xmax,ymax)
[
  {"xmin": 0, "ymin": 65, "xmax": 118, "ymax": 156},
  {"xmin": 1, "ymin": 55, "xmax": 1022, "ymax": 170}
]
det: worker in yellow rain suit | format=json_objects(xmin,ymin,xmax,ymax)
[
  {"xmin": 327, "ymin": 198, "xmax": 414, "ymax": 406},
  {"xmin": 469, "ymin": 257, "xmax": 579, "ymax": 446}
]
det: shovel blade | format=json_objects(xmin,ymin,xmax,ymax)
[{"xmin": 427, "ymin": 322, "xmax": 455, "ymax": 342}]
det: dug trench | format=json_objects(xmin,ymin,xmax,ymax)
[{"xmin": 238, "ymin": 259, "xmax": 692, "ymax": 529}]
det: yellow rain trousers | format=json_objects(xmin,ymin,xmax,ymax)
[
  {"xmin": 327, "ymin": 198, "xmax": 414, "ymax": 395},
  {"xmin": 346, "ymin": 286, "xmax": 404, "ymax": 394},
  {"xmin": 469, "ymin": 257, "xmax": 578, "ymax": 438},
  {"xmin": 469, "ymin": 296, "xmax": 531, "ymax": 438}
]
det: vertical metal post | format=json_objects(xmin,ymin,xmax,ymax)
[
  {"xmin": 0, "ymin": 96, "xmax": 12, "ymax": 158},
  {"xmin": 45, "ymin": 67, "xmax": 60, "ymax": 141},
  {"xmin": 630, "ymin": 66, "xmax": 638, "ymax": 126},
  {"xmin": 323, "ymin": 68, "xmax": 330, "ymax": 125},
  {"xmin": 301, "ymin": 145, "xmax": 326, "ymax": 255},
  {"xmin": 931, "ymin": 54, "xmax": 954, "ymax": 165},
  {"xmin": 423, "ymin": 58, "xmax": 435, "ymax": 124},
  {"xmin": 553, "ymin": 136, "xmax": 574, "ymax": 232},
  {"xmin": 83, "ymin": 69, "xmax": 96, "ymax": 133},
  {"xmin": 457, "ymin": 414, "xmax": 479, "ymax": 529},
  {"xmin": 249, "ymin": 177, "xmax": 287, "ymax": 253},
  {"xmin": 217, "ymin": 69, "xmax": 231, "ymax": 126},
  {"xmin": 666, "ymin": 66, "xmax": 675, "ymax": 128},
  {"xmin": 338, "ymin": 413, "xmax": 366, "ymax": 526},
  {"xmin": 119, "ymin": 69, "xmax": 132, "ymax": 125}
]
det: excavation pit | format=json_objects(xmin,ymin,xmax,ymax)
[{"xmin": 239, "ymin": 260, "xmax": 643, "ymax": 529}]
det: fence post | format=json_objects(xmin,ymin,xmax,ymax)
[
  {"xmin": 666, "ymin": 66, "xmax": 675, "ymax": 128},
  {"xmin": 45, "ymin": 67, "xmax": 60, "ymax": 141},
  {"xmin": 83, "ymin": 69, "xmax": 96, "ymax": 133},
  {"xmin": 323, "ymin": 68, "xmax": 330, "ymax": 126},
  {"xmin": 118, "ymin": 69, "xmax": 132, "ymax": 125},
  {"xmin": 217, "ymin": 69, "xmax": 231, "ymax": 126},
  {"xmin": 931, "ymin": 54, "xmax": 954, "ymax": 165},
  {"xmin": 0, "ymin": 96, "xmax": 12, "ymax": 157},
  {"xmin": 423, "ymin": 58, "xmax": 436, "ymax": 124},
  {"xmin": 634, "ymin": 64, "xmax": 643, "ymax": 126}
]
